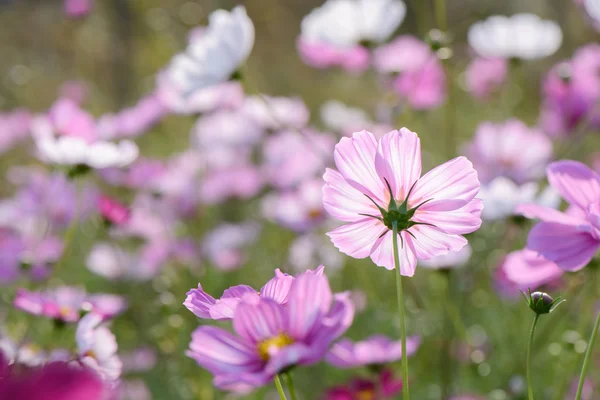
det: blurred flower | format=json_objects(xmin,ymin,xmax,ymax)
[
  {"xmin": 99, "ymin": 158, "xmax": 166, "ymax": 191},
  {"xmin": 468, "ymin": 14, "xmax": 562, "ymax": 60},
  {"xmin": 76, "ymin": 313, "xmax": 122, "ymax": 381},
  {"xmin": 500, "ymin": 249, "xmax": 564, "ymax": 290},
  {"xmin": 464, "ymin": 119, "xmax": 553, "ymax": 185},
  {"xmin": 465, "ymin": 57, "xmax": 508, "ymax": 99},
  {"xmin": 242, "ymin": 95, "xmax": 310, "ymax": 131},
  {"xmin": 374, "ymin": 36, "xmax": 446, "ymax": 109},
  {"xmin": 321, "ymin": 100, "xmax": 371, "ymax": 132},
  {"xmin": 96, "ymin": 92, "xmax": 169, "ymax": 140},
  {"xmin": 326, "ymin": 335, "xmax": 420, "ymax": 368},
  {"xmin": 64, "ymin": 0, "xmax": 93, "ymax": 18},
  {"xmin": 201, "ymin": 222, "xmax": 261, "ymax": 271},
  {"xmin": 187, "ymin": 269, "xmax": 354, "ymax": 389},
  {"xmin": 298, "ymin": 0, "xmax": 406, "ymax": 72},
  {"xmin": 288, "ymin": 233, "xmax": 344, "ymax": 273},
  {"xmin": 97, "ymin": 195, "xmax": 130, "ymax": 226},
  {"xmin": 419, "ymin": 244, "xmax": 472, "ymax": 269},
  {"xmin": 539, "ymin": 45, "xmax": 600, "ymax": 137},
  {"xmin": 192, "ymin": 109, "xmax": 263, "ymax": 152},
  {"xmin": 32, "ymin": 100, "xmax": 138, "ymax": 170},
  {"xmin": 185, "ymin": 267, "xmax": 310, "ymax": 320},
  {"xmin": 120, "ymin": 348, "xmax": 157, "ymax": 373},
  {"xmin": 0, "ymin": 109, "xmax": 30, "ymax": 155},
  {"xmin": 584, "ymin": 0, "xmax": 600, "ymax": 27},
  {"xmin": 325, "ymin": 369, "xmax": 403, "ymax": 399},
  {"xmin": 262, "ymin": 129, "xmax": 335, "ymax": 189},
  {"xmin": 14, "ymin": 286, "xmax": 86, "ymax": 323},
  {"xmin": 116, "ymin": 379, "xmax": 152, "ymax": 400},
  {"xmin": 199, "ymin": 165, "xmax": 264, "ymax": 205},
  {"xmin": 58, "ymin": 81, "xmax": 88, "ymax": 104},
  {"xmin": 568, "ymin": 378, "xmax": 594, "ymax": 400},
  {"xmin": 479, "ymin": 177, "xmax": 560, "ymax": 220},
  {"xmin": 0, "ymin": 352, "xmax": 110, "ymax": 400},
  {"xmin": 162, "ymin": 6, "xmax": 254, "ymax": 96},
  {"xmin": 262, "ymin": 178, "xmax": 326, "ymax": 232},
  {"xmin": 324, "ymin": 129, "xmax": 482, "ymax": 276},
  {"xmin": 518, "ymin": 160, "xmax": 600, "ymax": 271}
]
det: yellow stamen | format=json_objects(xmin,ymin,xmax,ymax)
[
  {"xmin": 257, "ymin": 333, "xmax": 295, "ymax": 361},
  {"xmin": 356, "ymin": 389, "xmax": 376, "ymax": 400}
]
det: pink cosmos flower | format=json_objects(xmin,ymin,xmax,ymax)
[
  {"xmin": 262, "ymin": 130, "xmax": 335, "ymax": 189},
  {"xmin": 465, "ymin": 57, "xmax": 508, "ymax": 99},
  {"xmin": 374, "ymin": 36, "xmax": 446, "ymax": 109},
  {"xmin": 199, "ymin": 165, "xmax": 264, "ymax": 205},
  {"xmin": 517, "ymin": 160, "xmax": 600, "ymax": 271},
  {"xmin": 14, "ymin": 286, "xmax": 86, "ymax": 323},
  {"xmin": 242, "ymin": 96, "xmax": 310, "ymax": 131},
  {"xmin": 326, "ymin": 335, "xmax": 420, "ymax": 368},
  {"xmin": 97, "ymin": 195, "xmax": 130, "ymax": 226},
  {"xmin": 200, "ymin": 223, "xmax": 261, "ymax": 271},
  {"xmin": 323, "ymin": 129, "xmax": 482, "ymax": 276},
  {"xmin": 184, "ymin": 267, "xmax": 305, "ymax": 320},
  {"xmin": 187, "ymin": 269, "xmax": 354, "ymax": 389},
  {"xmin": 64, "ymin": 0, "xmax": 94, "ymax": 18},
  {"xmin": 262, "ymin": 178, "xmax": 326, "ymax": 232},
  {"xmin": 0, "ymin": 109, "xmax": 31, "ymax": 155},
  {"xmin": 464, "ymin": 119, "xmax": 553, "ymax": 185},
  {"xmin": 297, "ymin": 40, "xmax": 370, "ymax": 73},
  {"xmin": 325, "ymin": 370, "xmax": 403, "ymax": 400},
  {"xmin": 0, "ymin": 352, "xmax": 110, "ymax": 400},
  {"xmin": 500, "ymin": 249, "xmax": 564, "ymax": 290}
]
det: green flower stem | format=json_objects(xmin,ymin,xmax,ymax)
[
  {"xmin": 392, "ymin": 220, "xmax": 410, "ymax": 400},
  {"xmin": 527, "ymin": 313, "xmax": 541, "ymax": 400},
  {"xmin": 283, "ymin": 372, "xmax": 298, "ymax": 400},
  {"xmin": 434, "ymin": 0, "xmax": 447, "ymax": 32},
  {"xmin": 575, "ymin": 311, "xmax": 600, "ymax": 400},
  {"xmin": 274, "ymin": 375, "xmax": 288, "ymax": 400}
]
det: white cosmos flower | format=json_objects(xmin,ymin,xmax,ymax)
[
  {"xmin": 479, "ymin": 177, "xmax": 561, "ymax": 220},
  {"xmin": 163, "ymin": 6, "xmax": 254, "ymax": 96},
  {"xmin": 76, "ymin": 313, "xmax": 122, "ymax": 381},
  {"xmin": 585, "ymin": 0, "xmax": 600, "ymax": 23},
  {"xmin": 468, "ymin": 14, "xmax": 562, "ymax": 60},
  {"xmin": 320, "ymin": 100, "xmax": 371, "ymax": 132},
  {"xmin": 301, "ymin": 0, "xmax": 406, "ymax": 48}
]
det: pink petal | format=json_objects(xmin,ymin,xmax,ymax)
[
  {"xmin": 411, "ymin": 156, "xmax": 480, "ymax": 211},
  {"xmin": 527, "ymin": 222, "xmax": 600, "ymax": 271},
  {"xmin": 323, "ymin": 168, "xmax": 378, "ymax": 222},
  {"xmin": 333, "ymin": 130, "xmax": 387, "ymax": 204},
  {"xmin": 502, "ymin": 249, "xmax": 564, "ymax": 289},
  {"xmin": 327, "ymin": 219, "xmax": 387, "ymax": 259},
  {"xmin": 286, "ymin": 271, "xmax": 332, "ymax": 340},
  {"xmin": 187, "ymin": 326, "xmax": 259, "ymax": 376},
  {"xmin": 260, "ymin": 269, "xmax": 294, "ymax": 304},
  {"xmin": 183, "ymin": 284, "xmax": 216, "ymax": 319},
  {"xmin": 374, "ymin": 128, "xmax": 422, "ymax": 201},
  {"xmin": 309, "ymin": 292, "xmax": 355, "ymax": 346},
  {"xmin": 413, "ymin": 199, "xmax": 482, "ymax": 235},
  {"xmin": 409, "ymin": 224, "xmax": 468, "ymax": 260},
  {"xmin": 222, "ymin": 285, "xmax": 257, "ymax": 299},
  {"xmin": 233, "ymin": 298, "xmax": 287, "ymax": 344},
  {"xmin": 370, "ymin": 231, "xmax": 417, "ymax": 276},
  {"xmin": 547, "ymin": 161, "xmax": 600, "ymax": 210},
  {"xmin": 516, "ymin": 203, "xmax": 584, "ymax": 225}
]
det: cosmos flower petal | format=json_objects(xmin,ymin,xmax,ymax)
[
  {"xmin": 370, "ymin": 231, "xmax": 417, "ymax": 275},
  {"xmin": 323, "ymin": 168, "xmax": 378, "ymax": 222},
  {"xmin": 333, "ymin": 130, "xmax": 387, "ymax": 204},
  {"xmin": 286, "ymin": 271, "xmax": 333, "ymax": 340},
  {"xmin": 411, "ymin": 156, "xmax": 480, "ymax": 211},
  {"xmin": 374, "ymin": 128, "xmax": 421, "ymax": 200},
  {"xmin": 259, "ymin": 269, "xmax": 294, "ymax": 304},
  {"xmin": 233, "ymin": 298, "xmax": 287, "ymax": 344},
  {"xmin": 408, "ymin": 225, "xmax": 468, "ymax": 260},
  {"xmin": 327, "ymin": 219, "xmax": 387, "ymax": 259},
  {"xmin": 413, "ymin": 199, "xmax": 483, "ymax": 235},
  {"xmin": 527, "ymin": 222, "xmax": 600, "ymax": 271},
  {"xmin": 547, "ymin": 160, "xmax": 600, "ymax": 211},
  {"xmin": 516, "ymin": 203, "xmax": 585, "ymax": 225},
  {"xmin": 184, "ymin": 284, "xmax": 217, "ymax": 319}
]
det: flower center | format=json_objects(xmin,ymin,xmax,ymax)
[
  {"xmin": 356, "ymin": 389, "xmax": 376, "ymax": 400},
  {"xmin": 257, "ymin": 333, "xmax": 295, "ymax": 361}
]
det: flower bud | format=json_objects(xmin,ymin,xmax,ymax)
[{"xmin": 522, "ymin": 288, "xmax": 565, "ymax": 315}]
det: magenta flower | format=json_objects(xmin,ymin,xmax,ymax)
[
  {"xmin": 464, "ymin": 119, "xmax": 553, "ymax": 185},
  {"xmin": 184, "ymin": 267, "xmax": 322, "ymax": 320},
  {"xmin": 97, "ymin": 195, "xmax": 130, "ymax": 226},
  {"xmin": 518, "ymin": 160, "xmax": 600, "ymax": 271},
  {"xmin": 323, "ymin": 129, "xmax": 482, "ymax": 276},
  {"xmin": 326, "ymin": 335, "xmax": 420, "ymax": 368},
  {"xmin": 64, "ymin": 0, "xmax": 94, "ymax": 18},
  {"xmin": 500, "ymin": 249, "xmax": 564, "ymax": 290},
  {"xmin": 187, "ymin": 269, "xmax": 354, "ymax": 389},
  {"xmin": 465, "ymin": 57, "xmax": 508, "ymax": 99},
  {"xmin": 325, "ymin": 370, "xmax": 403, "ymax": 400}
]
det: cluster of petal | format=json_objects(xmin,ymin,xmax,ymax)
[
  {"xmin": 187, "ymin": 269, "xmax": 354, "ymax": 389},
  {"xmin": 323, "ymin": 129, "xmax": 482, "ymax": 276},
  {"xmin": 162, "ymin": 6, "xmax": 254, "ymax": 97},
  {"xmin": 465, "ymin": 57, "xmax": 508, "ymax": 99},
  {"xmin": 325, "ymin": 370, "xmax": 403, "ymax": 399},
  {"xmin": 326, "ymin": 335, "xmax": 420, "ymax": 368},
  {"xmin": 76, "ymin": 313, "xmax": 122, "ymax": 381},
  {"xmin": 468, "ymin": 14, "xmax": 562, "ymax": 60},
  {"xmin": 464, "ymin": 119, "xmax": 553, "ymax": 185},
  {"xmin": 374, "ymin": 36, "xmax": 446, "ymax": 109},
  {"xmin": 518, "ymin": 160, "xmax": 600, "ymax": 271}
]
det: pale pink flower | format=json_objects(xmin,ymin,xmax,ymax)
[
  {"xmin": 199, "ymin": 165, "xmax": 264, "ymax": 205},
  {"xmin": 465, "ymin": 57, "xmax": 508, "ymax": 99},
  {"xmin": 326, "ymin": 335, "xmax": 420, "ymax": 368},
  {"xmin": 501, "ymin": 249, "xmax": 564, "ymax": 290},
  {"xmin": 464, "ymin": 119, "xmax": 553, "ymax": 185},
  {"xmin": 201, "ymin": 223, "xmax": 261, "ymax": 271},
  {"xmin": 0, "ymin": 109, "xmax": 31, "ymax": 155},
  {"xmin": 241, "ymin": 96, "xmax": 310, "ymax": 130},
  {"xmin": 323, "ymin": 129, "xmax": 482, "ymax": 276},
  {"xmin": 76, "ymin": 313, "xmax": 122, "ymax": 381},
  {"xmin": 517, "ymin": 160, "xmax": 600, "ymax": 271},
  {"xmin": 64, "ymin": 0, "xmax": 93, "ymax": 18}
]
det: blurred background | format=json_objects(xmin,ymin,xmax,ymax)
[{"xmin": 0, "ymin": 0, "xmax": 599, "ymax": 399}]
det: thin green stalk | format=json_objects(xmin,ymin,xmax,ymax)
[
  {"xmin": 392, "ymin": 221, "xmax": 410, "ymax": 400},
  {"xmin": 274, "ymin": 375, "xmax": 288, "ymax": 400},
  {"xmin": 440, "ymin": 270, "xmax": 453, "ymax": 399},
  {"xmin": 575, "ymin": 311, "xmax": 600, "ymax": 400},
  {"xmin": 434, "ymin": 0, "xmax": 447, "ymax": 31},
  {"xmin": 284, "ymin": 372, "xmax": 298, "ymax": 400},
  {"xmin": 527, "ymin": 313, "xmax": 541, "ymax": 400}
]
